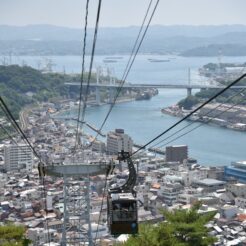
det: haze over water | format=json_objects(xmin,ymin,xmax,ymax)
[{"xmin": 4, "ymin": 55, "xmax": 246, "ymax": 166}]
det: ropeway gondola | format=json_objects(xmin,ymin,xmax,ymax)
[{"xmin": 107, "ymin": 151, "xmax": 138, "ymax": 236}]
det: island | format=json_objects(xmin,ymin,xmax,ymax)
[{"xmin": 161, "ymin": 62, "xmax": 246, "ymax": 131}]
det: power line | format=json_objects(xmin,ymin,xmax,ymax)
[{"xmin": 131, "ymin": 73, "xmax": 246, "ymax": 156}]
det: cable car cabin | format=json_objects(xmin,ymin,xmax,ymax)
[{"xmin": 108, "ymin": 192, "xmax": 138, "ymax": 236}]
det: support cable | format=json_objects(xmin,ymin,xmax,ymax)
[
  {"xmin": 0, "ymin": 98, "xmax": 51, "ymax": 245},
  {"xmin": 0, "ymin": 103, "xmax": 26, "ymax": 143},
  {"xmin": 0, "ymin": 124, "xmax": 51, "ymax": 245},
  {"xmin": 131, "ymin": 73, "xmax": 246, "ymax": 156},
  {"xmin": 0, "ymin": 123, "xmax": 24, "ymax": 150},
  {"xmin": 0, "ymin": 123, "xmax": 40, "ymax": 171},
  {"xmin": 148, "ymin": 88, "xmax": 246, "ymax": 151},
  {"xmin": 94, "ymin": 176, "xmax": 108, "ymax": 245},
  {"xmin": 74, "ymin": 0, "xmax": 103, "ymax": 153},
  {"xmin": 97, "ymin": 0, "xmax": 159, "ymax": 135},
  {"xmin": 87, "ymin": 0, "xmax": 159, "ymax": 148},
  {"xmin": 74, "ymin": 0, "xmax": 90, "ymax": 151},
  {"xmin": 157, "ymin": 95, "xmax": 246, "ymax": 149},
  {"xmin": 0, "ymin": 96, "xmax": 41, "ymax": 160}
]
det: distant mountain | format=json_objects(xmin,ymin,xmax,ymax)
[
  {"xmin": 1, "ymin": 24, "xmax": 246, "ymax": 41},
  {"xmin": 1, "ymin": 25, "xmax": 246, "ymax": 56},
  {"xmin": 181, "ymin": 44, "xmax": 246, "ymax": 57}
]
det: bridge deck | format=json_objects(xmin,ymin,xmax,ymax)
[{"xmin": 65, "ymin": 82, "xmax": 246, "ymax": 89}]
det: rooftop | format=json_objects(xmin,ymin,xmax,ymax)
[
  {"xmin": 196, "ymin": 178, "xmax": 226, "ymax": 186},
  {"xmin": 111, "ymin": 193, "xmax": 135, "ymax": 201},
  {"xmin": 234, "ymin": 183, "xmax": 246, "ymax": 187},
  {"xmin": 236, "ymin": 161, "xmax": 246, "ymax": 165}
]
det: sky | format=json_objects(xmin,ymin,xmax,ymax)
[{"xmin": 0, "ymin": 0, "xmax": 246, "ymax": 28}]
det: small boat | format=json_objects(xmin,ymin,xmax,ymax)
[
  {"xmin": 103, "ymin": 59, "xmax": 117, "ymax": 63},
  {"xmin": 148, "ymin": 58, "xmax": 170, "ymax": 62},
  {"xmin": 136, "ymin": 92, "xmax": 151, "ymax": 100},
  {"xmin": 105, "ymin": 56, "xmax": 123, "ymax": 59}
]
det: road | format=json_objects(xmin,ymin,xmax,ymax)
[{"xmin": 19, "ymin": 109, "xmax": 29, "ymax": 130}]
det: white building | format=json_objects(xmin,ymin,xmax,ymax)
[
  {"xmin": 46, "ymin": 192, "xmax": 53, "ymax": 211},
  {"xmin": 158, "ymin": 183, "xmax": 183, "ymax": 206},
  {"xmin": 227, "ymin": 183, "xmax": 246, "ymax": 197},
  {"xmin": 4, "ymin": 144, "xmax": 33, "ymax": 172},
  {"xmin": 220, "ymin": 205, "xmax": 238, "ymax": 219},
  {"xmin": 83, "ymin": 223, "xmax": 108, "ymax": 239},
  {"xmin": 179, "ymin": 169, "xmax": 208, "ymax": 186},
  {"xmin": 235, "ymin": 197, "xmax": 246, "ymax": 209},
  {"xmin": 27, "ymin": 228, "xmax": 56, "ymax": 245},
  {"xmin": 0, "ymin": 173, "xmax": 7, "ymax": 189},
  {"xmin": 107, "ymin": 129, "xmax": 133, "ymax": 155},
  {"xmin": 92, "ymin": 140, "xmax": 106, "ymax": 153}
]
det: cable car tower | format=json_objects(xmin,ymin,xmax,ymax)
[
  {"xmin": 44, "ymin": 161, "xmax": 113, "ymax": 246},
  {"xmin": 41, "ymin": 118, "xmax": 109, "ymax": 245},
  {"xmin": 41, "ymin": 117, "xmax": 138, "ymax": 244},
  {"xmin": 42, "ymin": 149, "xmax": 138, "ymax": 245}
]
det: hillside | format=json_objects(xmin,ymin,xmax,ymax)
[
  {"xmin": 1, "ymin": 25, "xmax": 246, "ymax": 55},
  {"xmin": 181, "ymin": 43, "xmax": 246, "ymax": 57},
  {"xmin": 0, "ymin": 65, "xmax": 80, "ymax": 118},
  {"xmin": 1, "ymin": 24, "xmax": 246, "ymax": 41}
]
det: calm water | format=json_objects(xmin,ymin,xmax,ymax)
[{"xmin": 3, "ymin": 55, "xmax": 246, "ymax": 165}]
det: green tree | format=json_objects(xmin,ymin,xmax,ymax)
[
  {"xmin": 121, "ymin": 204, "xmax": 216, "ymax": 246},
  {"xmin": 178, "ymin": 95, "xmax": 199, "ymax": 110},
  {"xmin": 0, "ymin": 65, "xmax": 113, "ymax": 119},
  {"xmin": 0, "ymin": 224, "xmax": 31, "ymax": 246}
]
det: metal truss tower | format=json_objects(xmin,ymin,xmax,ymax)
[{"xmin": 45, "ymin": 162, "xmax": 111, "ymax": 246}]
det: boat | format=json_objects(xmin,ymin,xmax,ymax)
[
  {"xmin": 103, "ymin": 59, "xmax": 117, "ymax": 63},
  {"xmin": 105, "ymin": 56, "xmax": 123, "ymax": 59},
  {"xmin": 148, "ymin": 58, "xmax": 170, "ymax": 62},
  {"xmin": 135, "ymin": 92, "xmax": 151, "ymax": 101}
]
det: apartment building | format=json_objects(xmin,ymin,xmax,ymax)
[
  {"xmin": 4, "ymin": 144, "xmax": 33, "ymax": 172},
  {"xmin": 107, "ymin": 129, "xmax": 133, "ymax": 155}
]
